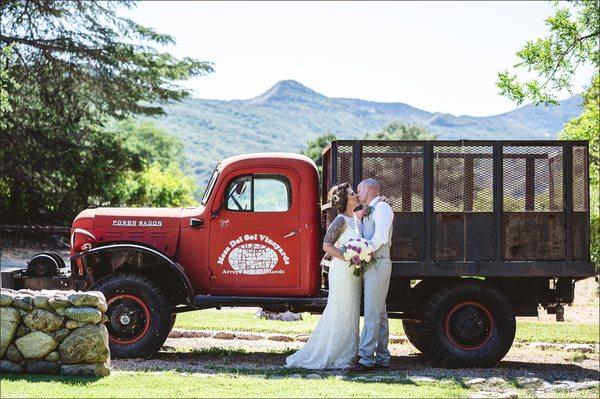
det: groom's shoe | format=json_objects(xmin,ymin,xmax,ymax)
[{"xmin": 346, "ymin": 362, "xmax": 375, "ymax": 373}]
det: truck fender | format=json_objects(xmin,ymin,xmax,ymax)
[
  {"xmin": 70, "ymin": 243, "xmax": 194, "ymax": 305},
  {"xmin": 27, "ymin": 252, "xmax": 65, "ymax": 277}
]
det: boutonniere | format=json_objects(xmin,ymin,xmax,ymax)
[{"xmin": 364, "ymin": 205, "xmax": 374, "ymax": 218}]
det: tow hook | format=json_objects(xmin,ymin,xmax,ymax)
[
  {"xmin": 546, "ymin": 304, "xmax": 565, "ymax": 322},
  {"xmin": 555, "ymin": 304, "xmax": 564, "ymax": 322}
]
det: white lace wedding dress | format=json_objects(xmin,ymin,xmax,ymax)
[{"xmin": 285, "ymin": 214, "xmax": 362, "ymax": 369}]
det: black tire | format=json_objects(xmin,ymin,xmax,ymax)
[
  {"xmin": 93, "ymin": 273, "xmax": 171, "ymax": 358},
  {"xmin": 420, "ymin": 279, "xmax": 516, "ymax": 368},
  {"xmin": 402, "ymin": 319, "xmax": 427, "ymax": 354},
  {"xmin": 169, "ymin": 313, "xmax": 177, "ymax": 332}
]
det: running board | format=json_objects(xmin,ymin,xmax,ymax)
[{"xmin": 192, "ymin": 295, "xmax": 327, "ymax": 312}]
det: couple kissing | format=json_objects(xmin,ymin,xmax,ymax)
[{"xmin": 285, "ymin": 178, "xmax": 394, "ymax": 372}]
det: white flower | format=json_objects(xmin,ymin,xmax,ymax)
[{"xmin": 343, "ymin": 249, "xmax": 357, "ymax": 260}]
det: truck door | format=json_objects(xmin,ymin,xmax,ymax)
[{"xmin": 208, "ymin": 168, "xmax": 301, "ymax": 295}]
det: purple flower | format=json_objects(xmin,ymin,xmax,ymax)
[
  {"xmin": 357, "ymin": 247, "xmax": 362, "ymax": 254},
  {"xmin": 352, "ymin": 255, "xmax": 361, "ymax": 264}
]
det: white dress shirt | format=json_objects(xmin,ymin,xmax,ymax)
[{"xmin": 367, "ymin": 196, "xmax": 394, "ymax": 252}]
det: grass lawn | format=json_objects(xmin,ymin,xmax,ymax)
[
  {"xmin": 0, "ymin": 371, "xmax": 467, "ymax": 398},
  {"xmin": 174, "ymin": 309, "xmax": 600, "ymax": 344},
  {"xmin": 514, "ymin": 321, "xmax": 599, "ymax": 344},
  {"xmin": 2, "ymin": 309, "xmax": 597, "ymax": 398},
  {"xmin": 2, "ymin": 370, "xmax": 598, "ymax": 398}
]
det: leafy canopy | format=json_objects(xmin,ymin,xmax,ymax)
[
  {"xmin": 302, "ymin": 133, "xmax": 337, "ymax": 170},
  {"xmin": 0, "ymin": 0, "xmax": 212, "ymax": 118},
  {"xmin": 559, "ymin": 75, "xmax": 599, "ymax": 267},
  {"xmin": 364, "ymin": 121, "xmax": 437, "ymax": 140},
  {"xmin": 497, "ymin": 0, "xmax": 599, "ymax": 105},
  {"xmin": 103, "ymin": 120, "xmax": 198, "ymax": 208},
  {"xmin": 0, "ymin": 1, "xmax": 211, "ymax": 224}
]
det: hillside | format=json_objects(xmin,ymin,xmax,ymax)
[{"xmin": 144, "ymin": 80, "xmax": 583, "ymax": 189}]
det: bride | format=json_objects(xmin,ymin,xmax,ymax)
[{"xmin": 285, "ymin": 182, "xmax": 362, "ymax": 369}]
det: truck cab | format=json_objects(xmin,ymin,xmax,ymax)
[{"xmin": 177, "ymin": 153, "xmax": 321, "ymax": 297}]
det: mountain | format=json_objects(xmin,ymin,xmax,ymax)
[{"xmin": 144, "ymin": 80, "xmax": 583, "ymax": 190}]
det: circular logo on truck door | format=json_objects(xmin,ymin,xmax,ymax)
[
  {"xmin": 216, "ymin": 233, "xmax": 290, "ymax": 275},
  {"xmin": 228, "ymin": 243, "xmax": 278, "ymax": 275}
]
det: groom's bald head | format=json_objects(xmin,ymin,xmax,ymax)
[{"xmin": 357, "ymin": 178, "xmax": 380, "ymax": 205}]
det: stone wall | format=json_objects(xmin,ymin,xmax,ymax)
[{"xmin": 0, "ymin": 288, "xmax": 110, "ymax": 377}]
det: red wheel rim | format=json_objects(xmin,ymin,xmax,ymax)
[
  {"xmin": 106, "ymin": 294, "xmax": 151, "ymax": 344},
  {"xmin": 444, "ymin": 301, "xmax": 494, "ymax": 351}
]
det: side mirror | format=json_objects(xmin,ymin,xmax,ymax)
[
  {"xmin": 235, "ymin": 181, "xmax": 247, "ymax": 195},
  {"xmin": 190, "ymin": 218, "xmax": 203, "ymax": 228}
]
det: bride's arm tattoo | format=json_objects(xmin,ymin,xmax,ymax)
[{"xmin": 324, "ymin": 216, "xmax": 346, "ymax": 245}]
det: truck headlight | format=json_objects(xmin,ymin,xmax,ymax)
[{"xmin": 71, "ymin": 228, "xmax": 96, "ymax": 252}]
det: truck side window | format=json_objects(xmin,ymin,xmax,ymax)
[
  {"xmin": 224, "ymin": 174, "xmax": 291, "ymax": 212},
  {"xmin": 254, "ymin": 175, "xmax": 291, "ymax": 212}
]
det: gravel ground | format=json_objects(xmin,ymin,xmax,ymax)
[{"xmin": 112, "ymin": 336, "xmax": 600, "ymax": 384}]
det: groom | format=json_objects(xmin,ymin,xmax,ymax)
[{"xmin": 348, "ymin": 178, "xmax": 394, "ymax": 372}]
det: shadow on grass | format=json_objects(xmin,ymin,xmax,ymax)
[
  {"xmin": 0, "ymin": 373, "xmax": 102, "ymax": 385},
  {"xmin": 111, "ymin": 348, "xmax": 599, "ymax": 384}
]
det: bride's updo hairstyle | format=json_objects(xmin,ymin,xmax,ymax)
[{"xmin": 327, "ymin": 182, "xmax": 350, "ymax": 213}]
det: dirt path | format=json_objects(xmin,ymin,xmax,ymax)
[{"xmin": 113, "ymin": 336, "xmax": 600, "ymax": 385}]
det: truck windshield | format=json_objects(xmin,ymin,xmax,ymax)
[{"xmin": 201, "ymin": 166, "xmax": 220, "ymax": 205}]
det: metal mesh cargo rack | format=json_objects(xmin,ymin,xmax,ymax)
[{"xmin": 321, "ymin": 140, "xmax": 594, "ymax": 278}]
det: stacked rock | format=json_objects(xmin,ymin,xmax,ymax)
[{"xmin": 0, "ymin": 288, "xmax": 111, "ymax": 377}]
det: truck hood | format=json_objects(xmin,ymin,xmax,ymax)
[
  {"xmin": 71, "ymin": 207, "xmax": 185, "ymax": 258},
  {"xmin": 94, "ymin": 207, "xmax": 183, "ymax": 229},
  {"xmin": 73, "ymin": 207, "xmax": 184, "ymax": 229}
]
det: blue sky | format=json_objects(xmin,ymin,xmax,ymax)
[{"xmin": 122, "ymin": 1, "xmax": 594, "ymax": 117}]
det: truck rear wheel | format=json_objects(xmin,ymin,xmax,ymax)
[
  {"xmin": 93, "ymin": 273, "xmax": 171, "ymax": 358},
  {"xmin": 420, "ymin": 280, "xmax": 515, "ymax": 368},
  {"xmin": 402, "ymin": 319, "xmax": 427, "ymax": 354}
]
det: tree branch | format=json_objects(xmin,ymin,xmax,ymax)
[
  {"xmin": 542, "ymin": 30, "xmax": 600, "ymax": 89},
  {"xmin": 0, "ymin": 34, "xmax": 108, "ymax": 61}
]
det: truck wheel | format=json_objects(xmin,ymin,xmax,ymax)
[
  {"xmin": 420, "ymin": 280, "xmax": 515, "ymax": 368},
  {"xmin": 93, "ymin": 273, "xmax": 171, "ymax": 358},
  {"xmin": 169, "ymin": 313, "xmax": 177, "ymax": 331},
  {"xmin": 402, "ymin": 319, "xmax": 427, "ymax": 354}
]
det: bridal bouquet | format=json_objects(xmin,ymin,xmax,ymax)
[{"xmin": 342, "ymin": 238, "xmax": 375, "ymax": 277}]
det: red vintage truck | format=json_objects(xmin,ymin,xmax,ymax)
[{"xmin": 4, "ymin": 140, "xmax": 595, "ymax": 367}]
